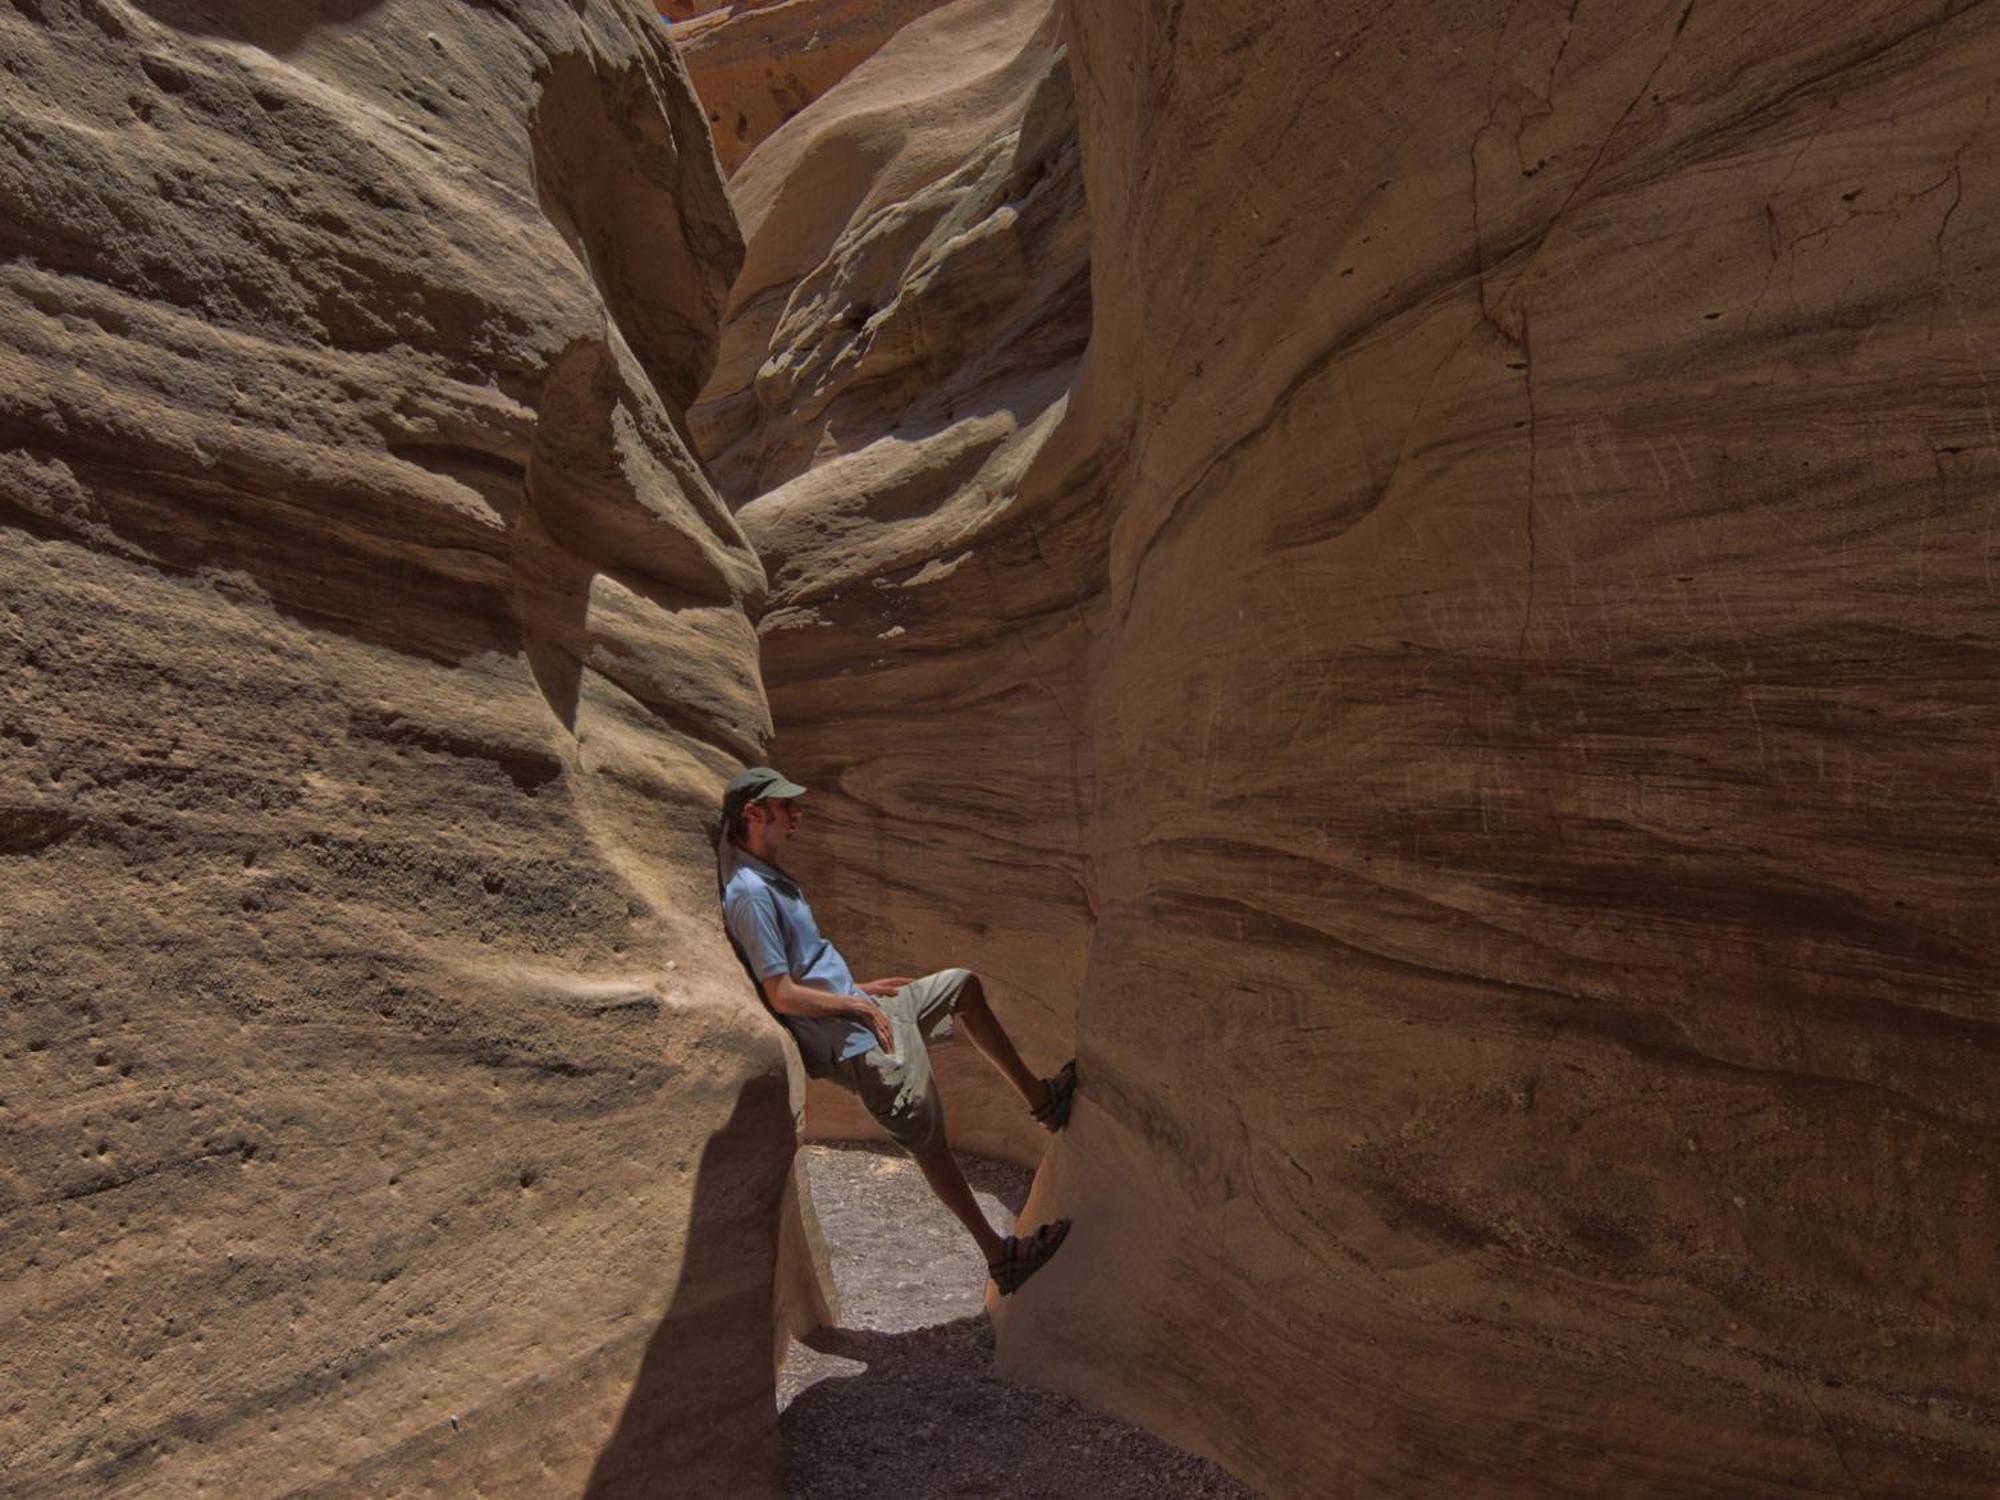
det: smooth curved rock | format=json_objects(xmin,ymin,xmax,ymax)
[
  {"xmin": 667, "ymin": 0, "xmax": 956, "ymax": 176},
  {"xmin": 994, "ymin": 3, "xmax": 2000, "ymax": 1496},
  {"xmin": 0, "ymin": 2, "xmax": 826, "ymax": 1494}
]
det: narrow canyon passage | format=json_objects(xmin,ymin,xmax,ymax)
[
  {"xmin": 4, "ymin": 0, "xmax": 1999, "ymax": 1494},
  {"xmin": 778, "ymin": 1141, "xmax": 1253, "ymax": 1499}
]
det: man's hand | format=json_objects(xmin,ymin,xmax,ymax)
[
  {"xmin": 857, "ymin": 977, "xmax": 914, "ymax": 997},
  {"xmin": 758, "ymin": 973, "xmax": 898, "ymax": 1053},
  {"xmin": 852, "ymin": 998, "xmax": 894, "ymax": 1053}
]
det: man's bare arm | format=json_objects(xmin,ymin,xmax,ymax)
[{"xmin": 760, "ymin": 973, "xmax": 893, "ymax": 1052}]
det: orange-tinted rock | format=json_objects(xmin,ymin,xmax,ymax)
[
  {"xmin": 669, "ymin": 0, "xmax": 957, "ymax": 176},
  {"xmin": 991, "ymin": 4, "xmax": 2000, "ymax": 1495},
  {"xmin": 694, "ymin": 0, "xmax": 2000, "ymax": 1493},
  {"xmin": 0, "ymin": 3, "xmax": 826, "ymax": 1494}
]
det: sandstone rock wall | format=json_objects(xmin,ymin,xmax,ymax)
[
  {"xmin": 687, "ymin": 0, "xmax": 1095, "ymax": 1162},
  {"xmin": 0, "ymin": 2, "xmax": 825, "ymax": 1494},
  {"xmin": 996, "ymin": 2, "xmax": 2000, "ymax": 1496},
  {"xmin": 678, "ymin": 0, "xmax": 2000, "ymax": 1493}
]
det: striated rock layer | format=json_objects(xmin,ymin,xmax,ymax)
[
  {"xmin": 691, "ymin": 0, "xmax": 2000, "ymax": 1493},
  {"xmin": 994, "ymin": 2, "xmax": 2000, "ymax": 1496},
  {"xmin": 0, "ymin": 2, "xmax": 826, "ymax": 1495},
  {"xmin": 690, "ymin": 0, "xmax": 1095, "ymax": 1163},
  {"xmin": 666, "ymin": 0, "xmax": 956, "ymax": 177}
]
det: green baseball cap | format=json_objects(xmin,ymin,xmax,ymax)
[{"xmin": 722, "ymin": 766, "xmax": 807, "ymax": 824}]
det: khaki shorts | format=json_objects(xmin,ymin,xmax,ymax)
[{"xmin": 826, "ymin": 968, "xmax": 972, "ymax": 1159}]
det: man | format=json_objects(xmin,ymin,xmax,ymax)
[{"xmin": 717, "ymin": 766, "xmax": 1075, "ymax": 1294}]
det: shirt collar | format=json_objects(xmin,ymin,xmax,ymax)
[{"xmin": 725, "ymin": 841, "xmax": 796, "ymax": 890}]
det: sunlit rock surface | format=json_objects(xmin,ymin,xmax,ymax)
[
  {"xmin": 0, "ymin": 2, "xmax": 825, "ymax": 1494},
  {"xmin": 685, "ymin": 0, "xmax": 1093, "ymax": 1163},
  {"xmin": 666, "ymin": 0, "xmax": 956, "ymax": 176},
  {"xmin": 686, "ymin": 0, "xmax": 2000, "ymax": 1493}
]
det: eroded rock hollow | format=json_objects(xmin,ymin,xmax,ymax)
[{"xmin": 683, "ymin": 0, "xmax": 2000, "ymax": 1495}]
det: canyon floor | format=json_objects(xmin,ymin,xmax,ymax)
[{"xmin": 778, "ymin": 1144, "xmax": 1256, "ymax": 1498}]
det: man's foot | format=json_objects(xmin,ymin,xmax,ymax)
[
  {"xmin": 1030, "ymin": 1058, "xmax": 1077, "ymax": 1132},
  {"xmin": 989, "ymin": 1217, "xmax": 1072, "ymax": 1295}
]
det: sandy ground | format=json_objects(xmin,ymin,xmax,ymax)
[{"xmin": 779, "ymin": 1143, "xmax": 1259, "ymax": 1498}]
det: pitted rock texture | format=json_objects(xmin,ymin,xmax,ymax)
[
  {"xmin": 666, "ymin": 0, "xmax": 957, "ymax": 177},
  {"xmin": 690, "ymin": 0, "xmax": 2000, "ymax": 1494},
  {"xmin": 0, "ymin": 2, "xmax": 825, "ymax": 1495},
  {"xmin": 683, "ymin": 0, "xmax": 1095, "ymax": 1163}
]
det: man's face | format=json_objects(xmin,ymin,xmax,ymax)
[{"xmin": 749, "ymin": 796, "xmax": 800, "ymax": 850}]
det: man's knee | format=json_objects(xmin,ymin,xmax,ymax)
[
  {"xmin": 901, "ymin": 1101, "xmax": 949, "ymax": 1161},
  {"xmin": 911, "ymin": 1136, "xmax": 953, "ymax": 1166},
  {"xmin": 957, "ymin": 970, "xmax": 987, "ymax": 1010}
]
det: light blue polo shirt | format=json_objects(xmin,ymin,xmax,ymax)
[{"xmin": 719, "ymin": 843, "xmax": 876, "ymax": 1075}]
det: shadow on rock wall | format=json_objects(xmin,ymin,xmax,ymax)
[
  {"xmin": 585, "ymin": 1068, "xmax": 795, "ymax": 1499},
  {"xmin": 125, "ymin": 0, "xmax": 387, "ymax": 55}
]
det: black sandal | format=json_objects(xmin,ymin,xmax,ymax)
[
  {"xmin": 989, "ymin": 1217, "xmax": 1072, "ymax": 1296},
  {"xmin": 1030, "ymin": 1058, "xmax": 1077, "ymax": 1132}
]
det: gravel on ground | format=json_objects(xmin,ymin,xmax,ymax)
[{"xmin": 779, "ymin": 1143, "xmax": 1260, "ymax": 1499}]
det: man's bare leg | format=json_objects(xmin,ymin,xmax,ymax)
[
  {"xmin": 914, "ymin": 1140, "xmax": 1006, "ymax": 1263},
  {"xmin": 954, "ymin": 974, "xmax": 1053, "ymax": 1114}
]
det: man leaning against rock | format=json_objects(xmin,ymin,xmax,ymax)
[{"xmin": 716, "ymin": 767, "xmax": 1075, "ymax": 1294}]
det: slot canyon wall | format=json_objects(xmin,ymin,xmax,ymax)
[
  {"xmin": 682, "ymin": 0, "xmax": 2000, "ymax": 1495},
  {"xmin": 0, "ymin": 2, "xmax": 827, "ymax": 1495},
  {"xmin": 687, "ymin": 0, "xmax": 1096, "ymax": 1162}
]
